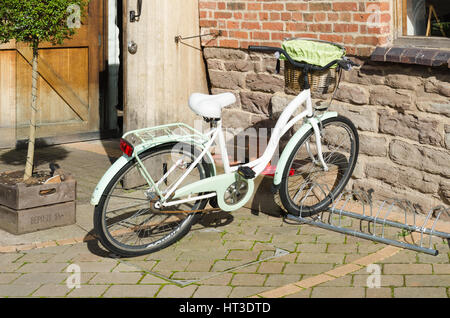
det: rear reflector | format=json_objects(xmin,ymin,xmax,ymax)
[
  {"xmin": 262, "ymin": 164, "xmax": 295, "ymax": 177},
  {"xmin": 120, "ymin": 138, "xmax": 134, "ymax": 157}
]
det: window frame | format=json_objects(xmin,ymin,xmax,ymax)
[{"xmin": 394, "ymin": 0, "xmax": 450, "ymax": 49}]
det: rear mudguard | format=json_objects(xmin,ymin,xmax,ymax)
[
  {"xmin": 272, "ymin": 111, "xmax": 338, "ymax": 190},
  {"xmin": 90, "ymin": 142, "xmax": 216, "ymax": 206}
]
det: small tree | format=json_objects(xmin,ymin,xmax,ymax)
[{"xmin": 0, "ymin": 0, "xmax": 89, "ymax": 181}]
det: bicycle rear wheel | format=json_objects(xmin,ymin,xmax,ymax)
[
  {"xmin": 279, "ymin": 116, "xmax": 359, "ymax": 217},
  {"xmin": 93, "ymin": 143, "xmax": 212, "ymax": 257}
]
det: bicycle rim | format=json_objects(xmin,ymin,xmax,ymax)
[
  {"xmin": 95, "ymin": 144, "xmax": 210, "ymax": 256},
  {"xmin": 281, "ymin": 116, "xmax": 359, "ymax": 217}
]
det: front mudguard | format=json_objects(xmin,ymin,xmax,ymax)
[{"xmin": 272, "ymin": 111, "xmax": 338, "ymax": 191}]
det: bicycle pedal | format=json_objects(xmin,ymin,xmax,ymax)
[{"xmin": 237, "ymin": 166, "xmax": 256, "ymax": 179}]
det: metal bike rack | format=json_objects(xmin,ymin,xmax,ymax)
[{"xmin": 285, "ymin": 186, "xmax": 450, "ymax": 256}]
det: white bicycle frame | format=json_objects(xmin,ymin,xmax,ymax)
[{"xmin": 158, "ymin": 88, "xmax": 329, "ymax": 209}]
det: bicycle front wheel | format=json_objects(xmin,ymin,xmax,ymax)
[
  {"xmin": 93, "ymin": 143, "xmax": 212, "ymax": 257},
  {"xmin": 279, "ymin": 116, "xmax": 359, "ymax": 217}
]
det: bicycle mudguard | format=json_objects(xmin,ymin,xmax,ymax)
[
  {"xmin": 272, "ymin": 111, "xmax": 338, "ymax": 189},
  {"xmin": 90, "ymin": 143, "xmax": 217, "ymax": 206},
  {"xmin": 90, "ymin": 155, "xmax": 132, "ymax": 206}
]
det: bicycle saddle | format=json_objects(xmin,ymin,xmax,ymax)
[{"xmin": 189, "ymin": 93, "xmax": 236, "ymax": 119}]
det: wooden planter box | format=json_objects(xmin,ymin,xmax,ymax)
[{"xmin": 0, "ymin": 179, "xmax": 76, "ymax": 235}]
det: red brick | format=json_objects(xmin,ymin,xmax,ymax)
[
  {"xmin": 242, "ymin": 21, "xmax": 261, "ymax": 30},
  {"xmin": 314, "ymin": 12, "xmax": 327, "ymax": 22},
  {"xmin": 262, "ymin": 22, "xmax": 284, "ymax": 31},
  {"xmin": 252, "ymin": 31, "xmax": 271, "ymax": 41},
  {"xmin": 263, "ymin": 3, "xmax": 284, "ymax": 11},
  {"xmin": 199, "ymin": 2, "xmax": 216, "ymax": 10},
  {"xmin": 219, "ymin": 39, "xmax": 239, "ymax": 48},
  {"xmin": 229, "ymin": 31, "xmax": 249, "ymax": 40},
  {"xmin": 286, "ymin": 22, "xmax": 307, "ymax": 32},
  {"xmin": 333, "ymin": 2, "xmax": 358, "ymax": 12},
  {"xmin": 281, "ymin": 12, "xmax": 292, "ymax": 21},
  {"xmin": 320, "ymin": 34, "xmax": 344, "ymax": 43},
  {"xmin": 286, "ymin": 3, "xmax": 308, "ymax": 11},
  {"xmin": 334, "ymin": 23, "xmax": 359, "ymax": 33},
  {"xmin": 309, "ymin": 2, "xmax": 332, "ymax": 11},
  {"xmin": 214, "ymin": 11, "xmax": 232, "ymax": 19},
  {"xmin": 244, "ymin": 12, "xmax": 258, "ymax": 21},
  {"xmin": 248, "ymin": 3, "xmax": 261, "ymax": 11}
]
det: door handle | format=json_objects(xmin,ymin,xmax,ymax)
[{"xmin": 130, "ymin": 0, "xmax": 143, "ymax": 22}]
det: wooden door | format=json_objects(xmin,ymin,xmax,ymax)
[
  {"xmin": 123, "ymin": 0, "xmax": 208, "ymax": 132},
  {"xmin": 0, "ymin": 0, "xmax": 107, "ymax": 147}
]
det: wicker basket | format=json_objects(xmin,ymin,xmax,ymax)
[{"xmin": 284, "ymin": 60, "xmax": 340, "ymax": 95}]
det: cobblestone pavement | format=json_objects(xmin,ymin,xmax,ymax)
[{"xmin": 0, "ymin": 140, "xmax": 449, "ymax": 298}]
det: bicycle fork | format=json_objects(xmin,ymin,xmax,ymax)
[{"xmin": 306, "ymin": 118, "xmax": 329, "ymax": 172}]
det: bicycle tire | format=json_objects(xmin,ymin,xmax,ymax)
[
  {"xmin": 279, "ymin": 116, "xmax": 359, "ymax": 217},
  {"xmin": 93, "ymin": 143, "xmax": 212, "ymax": 257}
]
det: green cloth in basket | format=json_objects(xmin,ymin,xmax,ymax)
[{"xmin": 281, "ymin": 39, "xmax": 346, "ymax": 68}]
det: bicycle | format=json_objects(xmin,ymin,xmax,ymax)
[{"xmin": 91, "ymin": 39, "xmax": 360, "ymax": 257}]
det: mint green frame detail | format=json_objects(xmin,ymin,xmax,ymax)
[
  {"xmin": 90, "ymin": 123, "xmax": 216, "ymax": 206},
  {"xmin": 172, "ymin": 173, "xmax": 254, "ymax": 212},
  {"xmin": 273, "ymin": 111, "xmax": 338, "ymax": 186}
]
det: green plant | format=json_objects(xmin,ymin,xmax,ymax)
[{"xmin": 0, "ymin": 0, "xmax": 89, "ymax": 181}]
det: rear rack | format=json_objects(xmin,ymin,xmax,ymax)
[{"xmin": 123, "ymin": 123, "xmax": 208, "ymax": 150}]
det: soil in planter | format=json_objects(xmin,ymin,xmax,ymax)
[{"xmin": 0, "ymin": 170, "xmax": 52, "ymax": 187}]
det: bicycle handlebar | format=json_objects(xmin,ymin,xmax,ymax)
[{"xmin": 248, "ymin": 45, "xmax": 360, "ymax": 71}]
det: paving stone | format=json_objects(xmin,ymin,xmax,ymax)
[
  {"xmin": 365, "ymin": 287, "xmax": 393, "ymax": 298},
  {"xmin": 319, "ymin": 275, "xmax": 353, "ymax": 287},
  {"xmin": 13, "ymin": 253, "xmax": 55, "ymax": 264},
  {"xmin": 199, "ymin": 273, "xmax": 233, "ymax": 286},
  {"xmin": 67, "ymin": 285, "xmax": 110, "ymax": 298},
  {"xmin": 103, "ymin": 284, "xmax": 161, "ymax": 298},
  {"xmin": 228, "ymin": 286, "xmax": 272, "ymax": 298},
  {"xmin": 192, "ymin": 285, "xmax": 233, "ymax": 298},
  {"xmin": 383, "ymin": 264, "xmax": 432, "ymax": 275},
  {"xmin": 231, "ymin": 273, "xmax": 266, "ymax": 286},
  {"xmin": 16, "ymin": 263, "xmax": 69, "ymax": 273},
  {"xmin": 352, "ymin": 274, "xmax": 404, "ymax": 287},
  {"xmin": 284, "ymin": 263, "xmax": 334, "ymax": 275},
  {"xmin": 394, "ymin": 287, "xmax": 448, "ymax": 298},
  {"xmin": 405, "ymin": 275, "xmax": 450, "ymax": 287},
  {"xmin": 0, "ymin": 273, "xmax": 20, "ymax": 284},
  {"xmin": 433, "ymin": 264, "xmax": 450, "ymax": 274},
  {"xmin": 70, "ymin": 262, "xmax": 118, "ymax": 273},
  {"xmin": 417, "ymin": 252, "xmax": 450, "ymax": 264},
  {"xmin": 89, "ymin": 272, "xmax": 144, "ymax": 285},
  {"xmin": 232, "ymin": 264, "xmax": 259, "ymax": 273},
  {"xmin": 257, "ymin": 262, "xmax": 284, "ymax": 274},
  {"xmin": 295, "ymin": 243, "xmax": 327, "ymax": 253},
  {"xmin": 0, "ymin": 283, "xmax": 41, "ymax": 297},
  {"xmin": 296, "ymin": 253, "xmax": 345, "ymax": 264},
  {"xmin": 13, "ymin": 273, "xmax": 68, "ymax": 285},
  {"xmin": 264, "ymin": 274, "xmax": 302, "ymax": 287},
  {"xmin": 311, "ymin": 286, "xmax": 365, "ymax": 298},
  {"xmin": 139, "ymin": 273, "xmax": 171, "ymax": 284},
  {"xmin": 0, "ymin": 253, "xmax": 23, "ymax": 264},
  {"xmin": 156, "ymin": 284, "xmax": 198, "ymax": 298},
  {"xmin": 185, "ymin": 260, "xmax": 214, "ymax": 272},
  {"xmin": 326, "ymin": 244, "xmax": 358, "ymax": 254},
  {"xmin": 32, "ymin": 284, "xmax": 71, "ymax": 297},
  {"xmin": 283, "ymin": 288, "xmax": 312, "ymax": 298}
]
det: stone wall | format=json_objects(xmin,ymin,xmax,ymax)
[{"xmin": 204, "ymin": 47, "xmax": 450, "ymax": 212}]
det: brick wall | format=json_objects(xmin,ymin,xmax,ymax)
[
  {"xmin": 199, "ymin": 0, "xmax": 392, "ymax": 56},
  {"xmin": 198, "ymin": 0, "xmax": 450, "ymax": 212}
]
